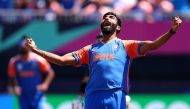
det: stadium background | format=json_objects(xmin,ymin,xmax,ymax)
[{"xmin": 0, "ymin": 0, "xmax": 190, "ymax": 109}]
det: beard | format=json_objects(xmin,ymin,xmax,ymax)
[
  {"xmin": 100, "ymin": 22, "xmax": 117, "ymax": 36},
  {"xmin": 19, "ymin": 48, "xmax": 29, "ymax": 56}
]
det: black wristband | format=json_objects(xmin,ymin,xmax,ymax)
[{"xmin": 169, "ymin": 29, "xmax": 176, "ymax": 34}]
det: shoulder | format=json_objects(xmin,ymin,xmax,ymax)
[
  {"xmin": 121, "ymin": 40, "xmax": 141, "ymax": 47},
  {"xmin": 30, "ymin": 52, "xmax": 48, "ymax": 63},
  {"xmin": 121, "ymin": 40, "xmax": 138, "ymax": 44},
  {"xmin": 83, "ymin": 45, "xmax": 92, "ymax": 50},
  {"xmin": 9, "ymin": 55, "xmax": 20, "ymax": 64}
]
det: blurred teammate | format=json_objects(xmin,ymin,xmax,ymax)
[
  {"xmin": 72, "ymin": 68, "xmax": 89, "ymax": 109},
  {"xmin": 79, "ymin": 69, "xmax": 89, "ymax": 97},
  {"xmin": 25, "ymin": 12, "xmax": 182, "ymax": 109},
  {"xmin": 8, "ymin": 36, "xmax": 55, "ymax": 109}
]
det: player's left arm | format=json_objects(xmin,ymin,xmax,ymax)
[
  {"xmin": 8, "ymin": 58, "xmax": 22, "ymax": 96},
  {"xmin": 140, "ymin": 16, "xmax": 182, "ymax": 55},
  {"xmin": 37, "ymin": 69, "xmax": 55, "ymax": 92},
  {"xmin": 37, "ymin": 59, "xmax": 55, "ymax": 92}
]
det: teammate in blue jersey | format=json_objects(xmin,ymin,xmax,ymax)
[
  {"xmin": 25, "ymin": 12, "xmax": 182, "ymax": 109},
  {"xmin": 8, "ymin": 37, "xmax": 55, "ymax": 109}
]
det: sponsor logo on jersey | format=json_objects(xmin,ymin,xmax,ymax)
[
  {"xmin": 93, "ymin": 54, "xmax": 114, "ymax": 61},
  {"xmin": 20, "ymin": 71, "xmax": 35, "ymax": 77}
]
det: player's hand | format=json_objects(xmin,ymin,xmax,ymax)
[
  {"xmin": 14, "ymin": 86, "xmax": 21, "ymax": 96},
  {"xmin": 25, "ymin": 38, "xmax": 37, "ymax": 51},
  {"xmin": 37, "ymin": 83, "xmax": 49, "ymax": 92},
  {"xmin": 171, "ymin": 16, "xmax": 182, "ymax": 32}
]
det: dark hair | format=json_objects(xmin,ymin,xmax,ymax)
[
  {"xmin": 21, "ymin": 34, "xmax": 30, "ymax": 40},
  {"xmin": 18, "ymin": 34, "xmax": 30, "ymax": 47},
  {"xmin": 103, "ymin": 12, "xmax": 122, "ymax": 34}
]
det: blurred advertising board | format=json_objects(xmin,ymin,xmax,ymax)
[{"xmin": 2, "ymin": 94, "xmax": 188, "ymax": 109}]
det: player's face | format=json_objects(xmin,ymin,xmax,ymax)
[{"xmin": 101, "ymin": 14, "xmax": 118, "ymax": 35}]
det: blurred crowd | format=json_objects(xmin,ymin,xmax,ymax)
[{"xmin": 0, "ymin": 0, "xmax": 190, "ymax": 22}]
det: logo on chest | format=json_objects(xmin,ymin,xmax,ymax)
[
  {"xmin": 16, "ymin": 63, "xmax": 35, "ymax": 77},
  {"xmin": 19, "ymin": 71, "xmax": 35, "ymax": 77},
  {"xmin": 112, "ymin": 44, "xmax": 119, "ymax": 50},
  {"xmin": 93, "ymin": 54, "xmax": 114, "ymax": 61},
  {"xmin": 112, "ymin": 44, "xmax": 120, "ymax": 53},
  {"xmin": 17, "ymin": 64, "xmax": 23, "ymax": 71}
]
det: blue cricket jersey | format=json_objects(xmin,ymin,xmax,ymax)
[
  {"xmin": 73, "ymin": 38, "xmax": 142, "ymax": 96},
  {"xmin": 8, "ymin": 52, "xmax": 50, "ymax": 94}
]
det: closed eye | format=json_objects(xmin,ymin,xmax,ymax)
[
  {"xmin": 109, "ymin": 15, "xmax": 115, "ymax": 19},
  {"xmin": 103, "ymin": 15, "xmax": 116, "ymax": 20}
]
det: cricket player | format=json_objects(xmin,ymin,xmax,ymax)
[
  {"xmin": 25, "ymin": 12, "xmax": 182, "ymax": 109},
  {"xmin": 8, "ymin": 37, "xmax": 55, "ymax": 109}
]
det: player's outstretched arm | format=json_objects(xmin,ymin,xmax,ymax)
[
  {"xmin": 140, "ymin": 16, "xmax": 182, "ymax": 55},
  {"xmin": 25, "ymin": 39, "xmax": 77, "ymax": 66}
]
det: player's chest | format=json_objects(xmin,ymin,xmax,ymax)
[
  {"xmin": 90, "ymin": 43, "xmax": 127, "ymax": 62},
  {"xmin": 15, "ymin": 61, "xmax": 39, "ymax": 77}
]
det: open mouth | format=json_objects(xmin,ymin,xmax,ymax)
[{"xmin": 103, "ymin": 21, "xmax": 111, "ymax": 27}]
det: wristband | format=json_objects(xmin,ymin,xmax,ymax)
[{"xmin": 169, "ymin": 29, "xmax": 176, "ymax": 34}]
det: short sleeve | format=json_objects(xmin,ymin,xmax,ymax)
[
  {"xmin": 72, "ymin": 45, "xmax": 91, "ymax": 65},
  {"xmin": 38, "ymin": 58, "xmax": 51, "ymax": 73},
  {"xmin": 123, "ymin": 40, "xmax": 142, "ymax": 59},
  {"xmin": 8, "ymin": 58, "xmax": 16, "ymax": 78},
  {"xmin": 32, "ymin": 53, "xmax": 51, "ymax": 73}
]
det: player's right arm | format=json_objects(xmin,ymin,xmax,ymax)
[
  {"xmin": 25, "ymin": 38, "xmax": 76, "ymax": 66},
  {"xmin": 25, "ymin": 38, "xmax": 89, "ymax": 66},
  {"xmin": 8, "ymin": 58, "xmax": 21, "ymax": 96},
  {"xmin": 35, "ymin": 50, "xmax": 77, "ymax": 66}
]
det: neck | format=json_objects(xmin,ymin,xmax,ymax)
[
  {"xmin": 102, "ymin": 32, "xmax": 117, "ymax": 43},
  {"xmin": 21, "ymin": 53, "xmax": 30, "ymax": 61}
]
